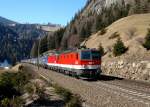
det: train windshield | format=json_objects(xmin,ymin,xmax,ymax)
[
  {"xmin": 81, "ymin": 51, "xmax": 91, "ymax": 60},
  {"xmin": 91, "ymin": 51, "xmax": 100, "ymax": 60}
]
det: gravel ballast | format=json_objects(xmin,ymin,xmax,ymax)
[{"xmin": 25, "ymin": 64, "xmax": 150, "ymax": 107}]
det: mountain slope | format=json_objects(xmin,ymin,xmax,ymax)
[
  {"xmin": 0, "ymin": 24, "xmax": 21, "ymax": 63},
  {"xmin": 0, "ymin": 22, "xmax": 60, "ymax": 63},
  {"xmin": 60, "ymin": 0, "xmax": 150, "ymax": 49},
  {"xmin": 0, "ymin": 16, "xmax": 17, "ymax": 25},
  {"xmin": 85, "ymin": 13, "xmax": 150, "ymax": 59},
  {"xmin": 32, "ymin": 0, "xmax": 150, "ymax": 53},
  {"xmin": 84, "ymin": 13, "xmax": 150, "ymax": 81}
]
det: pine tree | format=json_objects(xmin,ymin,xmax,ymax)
[
  {"xmin": 40, "ymin": 36, "xmax": 48, "ymax": 54},
  {"xmin": 95, "ymin": 14, "xmax": 103, "ymax": 31},
  {"xmin": 11, "ymin": 54, "xmax": 17, "ymax": 66},
  {"xmin": 143, "ymin": 29, "xmax": 150, "ymax": 50},
  {"xmin": 113, "ymin": 38, "xmax": 127, "ymax": 56},
  {"xmin": 30, "ymin": 40, "xmax": 39, "ymax": 58},
  {"xmin": 80, "ymin": 26, "xmax": 87, "ymax": 39},
  {"xmin": 98, "ymin": 43, "xmax": 104, "ymax": 56}
]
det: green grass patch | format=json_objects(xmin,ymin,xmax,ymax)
[
  {"xmin": 0, "ymin": 65, "xmax": 33, "ymax": 106},
  {"xmin": 143, "ymin": 28, "xmax": 150, "ymax": 50}
]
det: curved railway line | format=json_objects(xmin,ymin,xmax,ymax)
[
  {"xmin": 94, "ymin": 81, "xmax": 150, "ymax": 105},
  {"xmin": 24, "ymin": 63, "xmax": 150, "ymax": 107}
]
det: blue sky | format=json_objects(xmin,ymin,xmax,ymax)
[{"xmin": 0, "ymin": 0, "xmax": 87, "ymax": 25}]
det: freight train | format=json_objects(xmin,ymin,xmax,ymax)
[{"xmin": 22, "ymin": 48, "xmax": 102, "ymax": 79}]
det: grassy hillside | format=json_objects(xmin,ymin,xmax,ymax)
[{"xmin": 85, "ymin": 13, "xmax": 150, "ymax": 61}]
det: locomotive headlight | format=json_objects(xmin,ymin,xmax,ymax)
[
  {"xmin": 89, "ymin": 62, "xmax": 92, "ymax": 64},
  {"xmin": 75, "ymin": 61, "xmax": 78, "ymax": 64}
]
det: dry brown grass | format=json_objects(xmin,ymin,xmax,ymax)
[
  {"xmin": 84, "ymin": 13, "xmax": 150, "ymax": 60},
  {"xmin": 0, "ymin": 64, "xmax": 22, "ymax": 74},
  {"xmin": 0, "ymin": 69, "xmax": 6, "ymax": 74}
]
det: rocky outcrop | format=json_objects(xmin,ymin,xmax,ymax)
[
  {"xmin": 83, "ymin": 0, "xmax": 150, "ymax": 15},
  {"xmin": 102, "ymin": 60, "xmax": 150, "ymax": 81}
]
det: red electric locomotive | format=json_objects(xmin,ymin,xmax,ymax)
[{"xmin": 47, "ymin": 48, "xmax": 101, "ymax": 78}]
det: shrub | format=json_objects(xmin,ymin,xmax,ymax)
[
  {"xmin": 66, "ymin": 95, "xmax": 82, "ymax": 107},
  {"xmin": 12, "ymin": 97, "xmax": 23, "ymax": 107},
  {"xmin": 18, "ymin": 65, "xmax": 24, "ymax": 71},
  {"xmin": 1, "ymin": 98, "xmax": 11, "ymax": 107},
  {"xmin": 25, "ymin": 83, "xmax": 34, "ymax": 94},
  {"xmin": 11, "ymin": 71, "xmax": 32, "ymax": 91},
  {"xmin": 108, "ymin": 54, "xmax": 112, "ymax": 58},
  {"xmin": 1, "ymin": 97, "xmax": 23, "ymax": 107},
  {"xmin": 98, "ymin": 43, "xmax": 104, "ymax": 56},
  {"xmin": 113, "ymin": 38, "xmax": 128, "ymax": 56},
  {"xmin": 98, "ymin": 28, "xmax": 107, "ymax": 35},
  {"xmin": 0, "ymin": 73, "xmax": 20, "ymax": 99},
  {"xmin": 53, "ymin": 84, "xmax": 82, "ymax": 107},
  {"xmin": 53, "ymin": 84, "xmax": 72, "ymax": 102},
  {"xmin": 109, "ymin": 32, "xmax": 120, "ymax": 39},
  {"xmin": 143, "ymin": 29, "xmax": 150, "ymax": 50},
  {"xmin": 36, "ymin": 86, "xmax": 45, "ymax": 99},
  {"xmin": 0, "ymin": 70, "xmax": 32, "ymax": 99}
]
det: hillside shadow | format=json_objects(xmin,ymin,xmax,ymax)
[
  {"xmin": 84, "ymin": 74, "xmax": 124, "ymax": 82},
  {"xmin": 98, "ymin": 74, "xmax": 123, "ymax": 81},
  {"xmin": 27, "ymin": 98, "xmax": 65, "ymax": 107}
]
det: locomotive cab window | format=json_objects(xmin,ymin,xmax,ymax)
[
  {"xmin": 91, "ymin": 51, "xmax": 100, "ymax": 60},
  {"xmin": 81, "ymin": 51, "xmax": 91, "ymax": 60}
]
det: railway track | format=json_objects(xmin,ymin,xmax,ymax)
[
  {"xmin": 94, "ymin": 75, "xmax": 150, "ymax": 105},
  {"xmin": 25, "ymin": 64, "xmax": 150, "ymax": 107},
  {"xmin": 99, "ymin": 79, "xmax": 150, "ymax": 95},
  {"xmin": 94, "ymin": 81, "xmax": 150, "ymax": 105}
]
